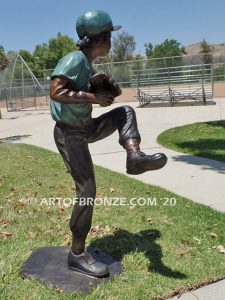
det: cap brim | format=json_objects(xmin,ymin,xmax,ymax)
[{"xmin": 112, "ymin": 25, "xmax": 122, "ymax": 31}]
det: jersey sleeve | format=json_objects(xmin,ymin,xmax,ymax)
[{"xmin": 51, "ymin": 52, "xmax": 85, "ymax": 82}]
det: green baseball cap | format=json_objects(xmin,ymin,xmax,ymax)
[{"xmin": 76, "ymin": 10, "xmax": 122, "ymax": 39}]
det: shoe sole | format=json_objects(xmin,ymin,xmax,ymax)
[{"xmin": 68, "ymin": 265, "xmax": 109, "ymax": 278}]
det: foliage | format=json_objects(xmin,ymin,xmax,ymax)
[
  {"xmin": 200, "ymin": 39, "xmax": 213, "ymax": 65},
  {"xmin": 19, "ymin": 33, "xmax": 77, "ymax": 78},
  {"xmin": 111, "ymin": 63, "xmax": 130, "ymax": 86},
  {"xmin": 131, "ymin": 54, "xmax": 144, "ymax": 70},
  {"xmin": 0, "ymin": 45, "xmax": 9, "ymax": 70},
  {"xmin": 18, "ymin": 49, "xmax": 38, "ymax": 78},
  {"xmin": 151, "ymin": 39, "xmax": 186, "ymax": 58},
  {"xmin": 144, "ymin": 42, "xmax": 153, "ymax": 57},
  {"xmin": 110, "ymin": 32, "xmax": 136, "ymax": 62},
  {"xmin": 213, "ymin": 66, "xmax": 225, "ymax": 81},
  {"xmin": 106, "ymin": 32, "xmax": 136, "ymax": 84},
  {"xmin": 145, "ymin": 39, "xmax": 186, "ymax": 69}
]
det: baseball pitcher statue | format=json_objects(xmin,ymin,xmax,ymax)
[{"xmin": 50, "ymin": 10, "xmax": 167, "ymax": 278}]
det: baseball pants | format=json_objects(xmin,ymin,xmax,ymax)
[{"xmin": 53, "ymin": 105, "xmax": 141, "ymax": 248}]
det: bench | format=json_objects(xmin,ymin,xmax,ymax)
[{"xmin": 137, "ymin": 83, "xmax": 213, "ymax": 107}]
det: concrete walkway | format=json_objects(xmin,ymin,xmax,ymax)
[{"xmin": 0, "ymin": 98, "xmax": 225, "ymax": 299}]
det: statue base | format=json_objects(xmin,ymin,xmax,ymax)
[{"xmin": 21, "ymin": 246, "xmax": 123, "ymax": 293}]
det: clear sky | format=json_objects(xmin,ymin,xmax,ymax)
[{"xmin": 1, "ymin": 0, "xmax": 225, "ymax": 55}]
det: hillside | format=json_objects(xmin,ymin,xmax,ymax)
[{"xmin": 185, "ymin": 42, "xmax": 225, "ymax": 55}]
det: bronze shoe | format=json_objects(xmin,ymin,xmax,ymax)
[
  {"xmin": 68, "ymin": 250, "xmax": 109, "ymax": 278},
  {"xmin": 126, "ymin": 151, "xmax": 167, "ymax": 175}
]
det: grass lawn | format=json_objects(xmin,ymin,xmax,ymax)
[
  {"xmin": 157, "ymin": 120, "xmax": 225, "ymax": 163},
  {"xmin": 0, "ymin": 142, "xmax": 225, "ymax": 300}
]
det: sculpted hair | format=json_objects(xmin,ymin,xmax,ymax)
[{"xmin": 76, "ymin": 31, "xmax": 111, "ymax": 50}]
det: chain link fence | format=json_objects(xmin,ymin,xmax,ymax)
[{"xmin": 0, "ymin": 53, "xmax": 50, "ymax": 111}]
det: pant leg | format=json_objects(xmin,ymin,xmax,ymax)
[
  {"xmin": 88, "ymin": 105, "xmax": 141, "ymax": 144},
  {"xmin": 54, "ymin": 124, "xmax": 96, "ymax": 248},
  {"xmin": 53, "ymin": 124, "xmax": 71, "ymax": 173}
]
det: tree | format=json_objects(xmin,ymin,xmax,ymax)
[
  {"xmin": 32, "ymin": 33, "xmax": 77, "ymax": 76},
  {"xmin": 18, "ymin": 33, "xmax": 78, "ymax": 78},
  {"xmin": 111, "ymin": 32, "xmax": 136, "ymax": 62},
  {"xmin": 48, "ymin": 32, "xmax": 77, "ymax": 61},
  {"xmin": 144, "ymin": 42, "xmax": 153, "ymax": 57},
  {"xmin": 200, "ymin": 39, "xmax": 213, "ymax": 65},
  {"xmin": 0, "ymin": 46, "xmax": 8, "ymax": 70},
  {"xmin": 132, "ymin": 54, "xmax": 143, "ymax": 68},
  {"xmin": 19, "ymin": 49, "xmax": 42, "ymax": 79},
  {"xmin": 152, "ymin": 39, "xmax": 186, "ymax": 58},
  {"xmin": 149, "ymin": 39, "xmax": 186, "ymax": 68},
  {"xmin": 19, "ymin": 50, "xmax": 34, "ymax": 63}
]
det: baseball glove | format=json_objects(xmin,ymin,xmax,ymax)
[{"xmin": 88, "ymin": 73, "xmax": 122, "ymax": 98}]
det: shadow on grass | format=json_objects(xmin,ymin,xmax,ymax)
[
  {"xmin": 90, "ymin": 228, "xmax": 187, "ymax": 279},
  {"xmin": 0, "ymin": 134, "xmax": 31, "ymax": 142},
  {"xmin": 171, "ymin": 139, "xmax": 225, "ymax": 172},
  {"xmin": 205, "ymin": 120, "xmax": 225, "ymax": 129}
]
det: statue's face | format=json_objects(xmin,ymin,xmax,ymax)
[{"xmin": 98, "ymin": 34, "xmax": 111, "ymax": 57}]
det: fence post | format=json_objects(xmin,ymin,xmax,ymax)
[
  {"xmin": 211, "ymin": 64, "xmax": 214, "ymax": 98},
  {"xmin": 202, "ymin": 64, "xmax": 206, "ymax": 104},
  {"xmin": 168, "ymin": 67, "xmax": 173, "ymax": 105},
  {"xmin": 5, "ymin": 92, "xmax": 9, "ymax": 112}
]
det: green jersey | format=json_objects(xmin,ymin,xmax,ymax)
[{"xmin": 50, "ymin": 51, "xmax": 95, "ymax": 127}]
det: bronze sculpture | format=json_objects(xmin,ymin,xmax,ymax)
[{"xmin": 50, "ymin": 9, "xmax": 167, "ymax": 278}]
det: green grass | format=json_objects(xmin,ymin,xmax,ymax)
[
  {"xmin": 0, "ymin": 142, "xmax": 225, "ymax": 300},
  {"xmin": 157, "ymin": 120, "xmax": 225, "ymax": 163}
]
